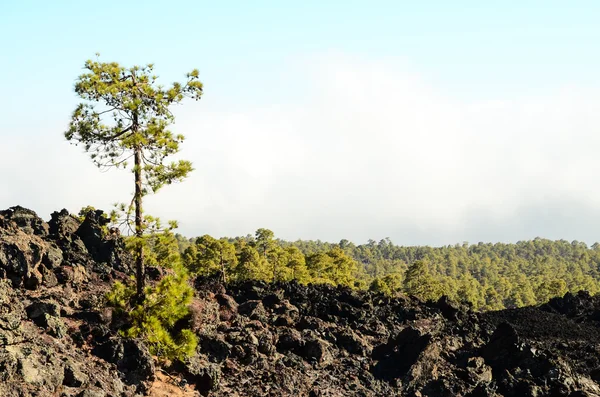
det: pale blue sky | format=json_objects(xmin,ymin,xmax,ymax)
[
  {"xmin": 2, "ymin": 1, "xmax": 599, "ymax": 109},
  {"xmin": 2, "ymin": 1, "xmax": 600, "ymax": 244}
]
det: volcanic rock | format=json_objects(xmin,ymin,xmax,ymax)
[{"xmin": 3, "ymin": 206, "xmax": 600, "ymax": 396}]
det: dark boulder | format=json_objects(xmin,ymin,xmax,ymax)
[
  {"xmin": 481, "ymin": 322, "xmax": 522, "ymax": 373},
  {"xmin": 238, "ymin": 300, "xmax": 268, "ymax": 323},
  {"xmin": 48, "ymin": 208, "xmax": 81, "ymax": 238},
  {"xmin": 336, "ymin": 327, "xmax": 371, "ymax": 356},
  {"xmin": 198, "ymin": 333, "xmax": 232, "ymax": 363},
  {"xmin": 63, "ymin": 360, "xmax": 89, "ymax": 387},
  {"xmin": 541, "ymin": 291, "xmax": 595, "ymax": 319},
  {"xmin": 176, "ymin": 355, "xmax": 221, "ymax": 396},
  {"xmin": 300, "ymin": 337, "xmax": 333, "ymax": 366},
  {"xmin": 0, "ymin": 206, "xmax": 49, "ymax": 236},
  {"xmin": 93, "ymin": 338, "xmax": 155, "ymax": 391},
  {"xmin": 0, "ymin": 231, "xmax": 46, "ymax": 289},
  {"xmin": 437, "ymin": 295, "xmax": 462, "ymax": 320},
  {"xmin": 26, "ymin": 300, "xmax": 67, "ymax": 338},
  {"xmin": 373, "ymin": 326, "xmax": 433, "ymax": 381},
  {"xmin": 276, "ymin": 328, "xmax": 304, "ymax": 353},
  {"xmin": 215, "ymin": 293, "xmax": 238, "ymax": 321},
  {"xmin": 76, "ymin": 209, "xmax": 132, "ymax": 274}
]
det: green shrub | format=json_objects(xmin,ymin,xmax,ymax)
[{"xmin": 106, "ymin": 270, "xmax": 198, "ymax": 361}]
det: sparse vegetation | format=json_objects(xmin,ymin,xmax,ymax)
[{"xmin": 106, "ymin": 268, "xmax": 197, "ymax": 361}]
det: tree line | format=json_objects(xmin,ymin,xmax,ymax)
[{"xmin": 176, "ymin": 232, "xmax": 600, "ymax": 311}]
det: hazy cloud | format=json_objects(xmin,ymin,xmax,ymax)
[{"xmin": 3, "ymin": 53, "xmax": 600, "ymax": 245}]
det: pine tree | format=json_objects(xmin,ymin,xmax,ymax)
[
  {"xmin": 65, "ymin": 56, "xmax": 202, "ymax": 298},
  {"xmin": 285, "ymin": 246, "xmax": 311, "ymax": 283},
  {"xmin": 403, "ymin": 260, "xmax": 442, "ymax": 301},
  {"xmin": 144, "ymin": 229, "xmax": 182, "ymax": 269},
  {"xmin": 183, "ymin": 235, "xmax": 237, "ymax": 282},
  {"xmin": 236, "ymin": 241, "xmax": 271, "ymax": 281},
  {"xmin": 184, "ymin": 235, "xmax": 220, "ymax": 276},
  {"xmin": 306, "ymin": 247, "xmax": 358, "ymax": 287}
]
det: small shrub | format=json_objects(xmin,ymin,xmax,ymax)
[{"xmin": 106, "ymin": 270, "xmax": 198, "ymax": 361}]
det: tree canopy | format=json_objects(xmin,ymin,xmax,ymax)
[
  {"xmin": 65, "ymin": 56, "xmax": 202, "ymax": 296},
  {"xmin": 181, "ymin": 231, "xmax": 600, "ymax": 310}
]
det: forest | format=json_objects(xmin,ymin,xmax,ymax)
[{"xmin": 171, "ymin": 230, "xmax": 600, "ymax": 311}]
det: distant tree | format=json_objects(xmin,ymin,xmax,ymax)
[
  {"xmin": 369, "ymin": 278, "xmax": 390, "ymax": 295},
  {"xmin": 328, "ymin": 247, "xmax": 359, "ymax": 287},
  {"xmin": 266, "ymin": 246, "xmax": 288, "ymax": 282},
  {"xmin": 184, "ymin": 235, "xmax": 237, "ymax": 282},
  {"xmin": 285, "ymin": 246, "xmax": 310, "ymax": 283},
  {"xmin": 403, "ymin": 260, "xmax": 442, "ymax": 301},
  {"xmin": 65, "ymin": 56, "xmax": 202, "ymax": 298},
  {"xmin": 370, "ymin": 273, "xmax": 403, "ymax": 296},
  {"xmin": 483, "ymin": 285, "xmax": 504, "ymax": 311},
  {"xmin": 456, "ymin": 273, "xmax": 484, "ymax": 309},
  {"xmin": 173, "ymin": 233, "xmax": 193, "ymax": 254},
  {"xmin": 215, "ymin": 238, "xmax": 238, "ymax": 283},
  {"xmin": 306, "ymin": 251, "xmax": 334, "ymax": 284},
  {"xmin": 255, "ymin": 228, "xmax": 275, "ymax": 258},
  {"xmin": 144, "ymin": 229, "xmax": 182, "ymax": 269},
  {"xmin": 236, "ymin": 241, "xmax": 271, "ymax": 281},
  {"xmin": 182, "ymin": 243, "xmax": 199, "ymax": 272},
  {"xmin": 306, "ymin": 247, "xmax": 358, "ymax": 287},
  {"xmin": 183, "ymin": 235, "xmax": 220, "ymax": 276},
  {"xmin": 383, "ymin": 273, "xmax": 404, "ymax": 292}
]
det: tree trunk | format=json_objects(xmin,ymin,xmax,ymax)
[
  {"xmin": 134, "ymin": 144, "xmax": 145, "ymax": 298},
  {"xmin": 220, "ymin": 254, "xmax": 227, "ymax": 284}
]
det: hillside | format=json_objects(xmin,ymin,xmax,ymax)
[{"xmin": 2, "ymin": 206, "xmax": 600, "ymax": 396}]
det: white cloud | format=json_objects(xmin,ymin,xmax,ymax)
[{"xmin": 2, "ymin": 53, "xmax": 600, "ymax": 245}]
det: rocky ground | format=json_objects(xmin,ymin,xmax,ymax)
[{"xmin": 2, "ymin": 206, "xmax": 600, "ymax": 396}]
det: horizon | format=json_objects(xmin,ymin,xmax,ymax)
[
  {"xmin": 2, "ymin": 2, "xmax": 600, "ymax": 246},
  {"xmin": 9, "ymin": 203, "xmax": 600, "ymax": 250}
]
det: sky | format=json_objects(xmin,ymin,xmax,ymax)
[{"xmin": 1, "ymin": 1, "xmax": 600, "ymax": 246}]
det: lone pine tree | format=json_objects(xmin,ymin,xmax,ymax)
[{"xmin": 65, "ymin": 56, "xmax": 203, "ymax": 297}]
